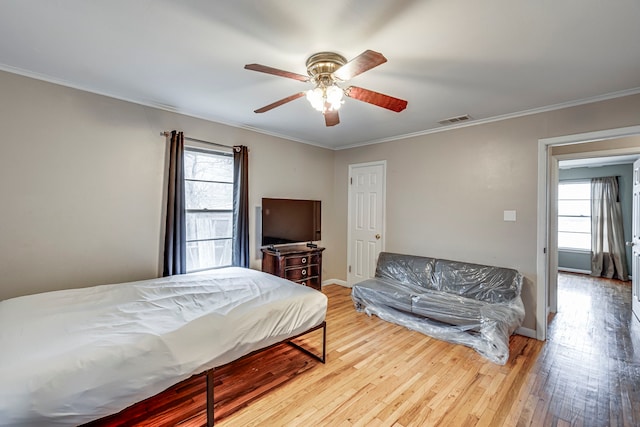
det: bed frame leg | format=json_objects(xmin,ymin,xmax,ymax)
[
  {"xmin": 203, "ymin": 322, "xmax": 325, "ymax": 425},
  {"xmin": 322, "ymin": 320, "xmax": 326, "ymax": 362},
  {"xmin": 206, "ymin": 369, "xmax": 215, "ymax": 426},
  {"xmin": 287, "ymin": 321, "xmax": 326, "ymax": 364}
]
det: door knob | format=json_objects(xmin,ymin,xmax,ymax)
[{"xmin": 375, "ymin": 234, "xmax": 381, "ymax": 240}]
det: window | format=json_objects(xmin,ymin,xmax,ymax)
[
  {"xmin": 558, "ymin": 181, "xmax": 591, "ymax": 250},
  {"xmin": 184, "ymin": 148, "xmax": 234, "ymax": 272}
]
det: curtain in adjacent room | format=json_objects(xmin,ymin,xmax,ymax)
[
  {"xmin": 591, "ymin": 176, "xmax": 628, "ymax": 280},
  {"xmin": 163, "ymin": 130, "xmax": 186, "ymax": 276},
  {"xmin": 232, "ymin": 145, "xmax": 249, "ymax": 267}
]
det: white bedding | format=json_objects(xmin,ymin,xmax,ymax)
[{"xmin": 0, "ymin": 267, "xmax": 327, "ymax": 426}]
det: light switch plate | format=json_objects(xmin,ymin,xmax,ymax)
[{"xmin": 504, "ymin": 210, "xmax": 517, "ymax": 221}]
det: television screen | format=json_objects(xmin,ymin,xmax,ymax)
[{"xmin": 262, "ymin": 198, "xmax": 321, "ymax": 246}]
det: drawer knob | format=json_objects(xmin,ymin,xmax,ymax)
[
  {"xmin": 302, "ymin": 257, "xmax": 307, "ymax": 264},
  {"xmin": 302, "ymin": 269, "xmax": 307, "ymax": 276}
]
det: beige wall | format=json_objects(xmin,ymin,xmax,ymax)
[
  {"xmin": 244, "ymin": 132, "xmax": 336, "ymax": 274},
  {"xmin": 332, "ymin": 94, "xmax": 640, "ymax": 330},
  {"xmin": 0, "ymin": 70, "xmax": 335, "ymax": 301},
  {"xmin": 3, "ymin": 67, "xmax": 640, "ymax": 333}
]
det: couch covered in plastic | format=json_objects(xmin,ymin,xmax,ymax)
[{"xmin": 351, "ymin": 252, "xmax": 525, "ymax": 364}]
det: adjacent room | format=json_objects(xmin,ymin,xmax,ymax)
[{"xmin": 1, "ymin": 1, "xmax": 640, "ymax": 426}]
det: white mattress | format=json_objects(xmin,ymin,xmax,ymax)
[{"xmin": 0, "ymin": 267, "xmax": 327, "ymax": 426}]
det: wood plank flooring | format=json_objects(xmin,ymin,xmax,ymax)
[
  {"xmin": 526, "ymin": 273, "xmax": 640, "ymax": 427},
  {"xmin": 91, "ymin": 273, "xmax": 640, "ymax": 426}
]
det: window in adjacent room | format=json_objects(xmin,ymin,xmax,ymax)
[
  {"xmin": 184, "ymin": 148, "xmax": 234, "ymax": 272},
  {"xmin": 558, "ymin": 181, "xmax": 591, "ymax": 251}
]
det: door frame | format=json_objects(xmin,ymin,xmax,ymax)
[
  {"xmin": 632, "ymin": 159, "xmax": 640, "ymax": 322},
  {"xmin": 347, "ymin": 160, "xmax": 387, "ymax": 287},
  {"xmin": 537, "ymin": 124, "xmax": 640, "ymax": 340}
]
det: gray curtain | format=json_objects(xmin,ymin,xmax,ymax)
[
  {"xmin": 591, "ymin": 176, "xmax": 628, "ymax": 280},
  {"xmin": 232, "ymin": 145, "xmax": 249, "ymax": 267},
  {"xmin": 163, "ymin": 131, "xmax": 186, "ymax": 276}
]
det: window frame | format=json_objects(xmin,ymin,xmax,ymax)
[
  {"xmin": 557, "ymin": 180, "xmax": 591, "ymax": 252},
  {"xmin": 184, "ymin": 146, "xmax": 234, "ymax": 273}
]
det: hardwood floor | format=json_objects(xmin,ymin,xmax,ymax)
[
  {"xmin": 94, "ymin": 274, "xmax": 640, "ymax": 426},
  {"xmin": 528, "ymin": 273, "xmax": 640, "ymax": 427},
  {"xmin": 217, "ymin": 285, "xmax": 541, "ymax": 427}
]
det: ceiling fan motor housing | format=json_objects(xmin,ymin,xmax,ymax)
[{"xmin": 306, "ymin": 52, "xmax": 347, "ymax": 85}]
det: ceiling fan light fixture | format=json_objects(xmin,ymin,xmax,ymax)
[
  {"xmin": 306, "ymin": 87, "xmax": 325, "ymax": 111},
  {"xmin": 306, "ymin": 84, "xmax": 344, "ymax": 113},
  {"xmin": 325, "ymin": 85, "xmax": 344, "ymax": 110}
]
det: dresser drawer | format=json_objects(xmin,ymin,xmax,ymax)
[
  {"xmin": 285, "ymin": 264, "xmax": 319, "ymax": 281},
  {"xmin": 262, "ymin": 246, "xmax": 324, "ymax": 292},
  {"xmin": 298, "ymin": 278, "xmax": 321, "ymax": 291},
  {"xmin": 285, "ymin": 254, "xmax": 319, "ymax": 268}
]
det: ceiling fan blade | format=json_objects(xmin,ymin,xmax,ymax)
[
  {"xmin": 345, "ymin": 86, "xmax": 408, "ymax": 112},
  {"xmin": 254, "ymin": 92, "xmax": 306, "ymax": 113},
  {"xmin": 324, "ymin": 110, "xmax": 340, "ymax": 127},
  {"xmin": 333, "ymin": 50, "xmax": 387, "ymax": 81},
  {"xmin": 244, "ymin": 64, "xmax": 310, "ymax": 82}
]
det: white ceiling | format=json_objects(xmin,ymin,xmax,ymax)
[{"xmin": 1, "ymin": 0, "xmax": 640, "ymax": 150}]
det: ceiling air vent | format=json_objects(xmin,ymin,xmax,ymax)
[{"xmin": 438, "ymin": 114, "xmax": 472, "ymax": 125}]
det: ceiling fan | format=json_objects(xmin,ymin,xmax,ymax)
[{"xmin": 244, "ymin": 50, "xmax": 408, "ymax": 127}]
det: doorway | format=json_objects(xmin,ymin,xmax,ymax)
[
  {"xmin": 538, "ymin": 125, "xmax": 640, "ymax": 340},
  {"xmin": 551, "ymin": 154, "xmax": 638, "ymax": 318}
]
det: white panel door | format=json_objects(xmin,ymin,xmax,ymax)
[
  {"xmin": 348, "ymin": 162, "xmax": 385, "ymax": 286},
  {"xmin": 632, "ymin": 159, "xmax": 640, "ymax": 322}
]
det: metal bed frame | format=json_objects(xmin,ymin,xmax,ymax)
[
  {"xmin": 204, "ymin": 320, "xmax": 326, "ymax": 426},
  {"xmin": 82, "ymin": 321, "xmax": 326, "ymax": 426}
]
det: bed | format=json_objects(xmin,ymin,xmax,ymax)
[{"xmin": 0, "ymin": 267, "xmax": 328, "ymax": 426}]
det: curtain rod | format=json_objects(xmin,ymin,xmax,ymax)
[
  {"xmin": 559, "ymin": 176, "xmax": 620, "ymax": 182},
  {"xmin": 160, "ymin": 131, "xmax": 233, "ymax": 151}
]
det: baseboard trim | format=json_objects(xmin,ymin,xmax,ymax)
[
  {"xmin": 516, "ymin": 327, "xmax": 537, "ymax": 339},
  {"xmin": 558, "ymin": 267, "xmax": 591, "ymax": 275},
  {"xmin": 323, "ymin": 279, "xmax": 348, "ymax": 287}
]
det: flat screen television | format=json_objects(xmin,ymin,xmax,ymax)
[{"xmin": 261, "ymin": 198, "xmax": 321, "ymax": 247}]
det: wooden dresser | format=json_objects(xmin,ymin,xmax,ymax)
[{"xmin": 261, "ymin": 246, "xmax": 325, "ymax": 291}]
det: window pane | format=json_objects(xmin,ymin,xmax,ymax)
[
  {"xmin": 558, "ymin": 232, "xmax": 591, "ymax": 250},
  {"xmin": 186, "ymin": 239, "xmax": 232, "ymax": 271},
  {"xmin": 184, "ymin": 151, "xmax": 233, "ymax": 182},
  {"xmin": 558, "ymin": 182, "xmax": 591, "ymax": 250},
  {"xmin": 558, "ymin": 182, "xmax": 590, "ymax": 200},
  {"xmin": 558, "ymin": 200, "xmax": 590, "ymax": 216},
  {"xmin": 558, "ymin": 216, "xmax": 590, "ymax": 233},
  {"xmin": 185, "ymin": 181, "xmax": 232, "ymax": 210},
  {"xmin": 186, "ymin": 211, "xmax": 233, "ymax": 241},
  {"xmin": 184, "ymin": 148, "xmax": 234, "ymax": 273}
]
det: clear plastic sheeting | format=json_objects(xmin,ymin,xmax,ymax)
[{"xmin": 352, "ymin": 252, "xmax": 525, "ymax": 364}]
